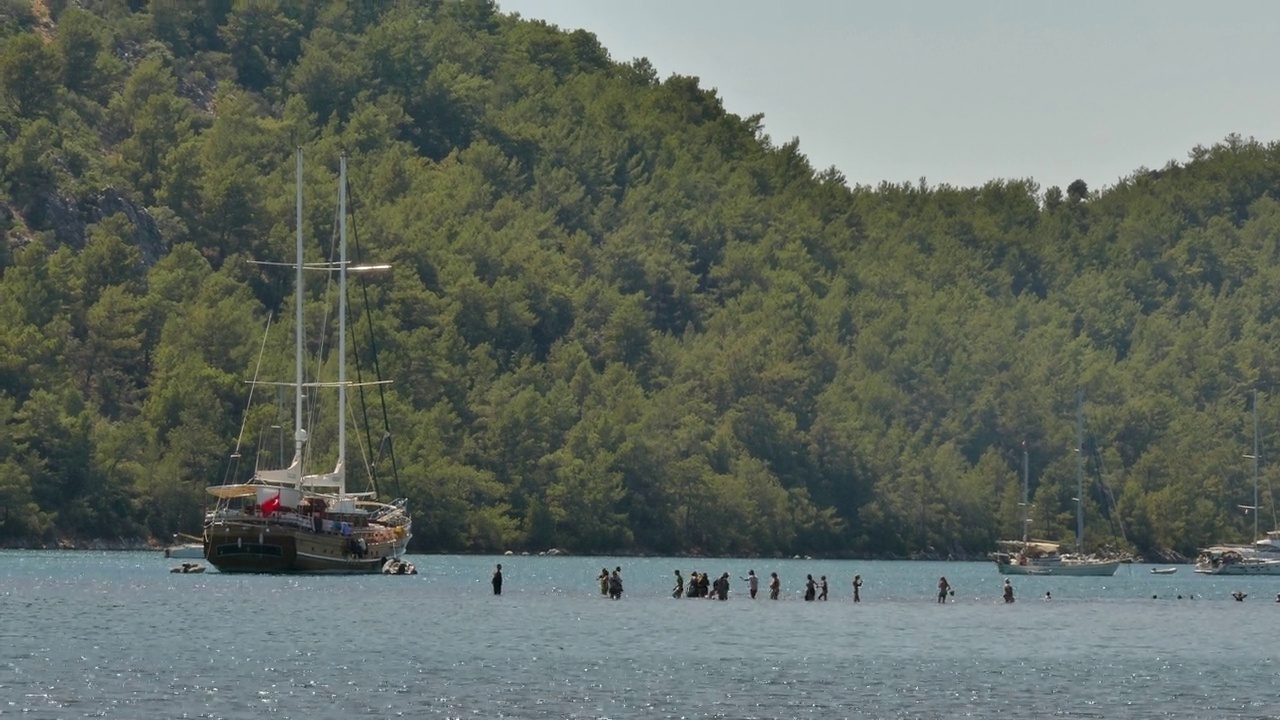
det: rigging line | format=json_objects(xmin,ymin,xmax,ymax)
[
  {"xmin": 342, "ymin": 173, "xmax": 381, "ymax": 498},
  {"xmin": 348, "ymin": 180, "xmax": 403, "ymax": 499},
  {"xmin": 345, "ymin": 175, "xmax": 378, "ymax": 499},
  {"xmin": 255, "ymin": 385, "xmax": 288, "ymax": 473},
  {"xmin": 1263, "ymin": 387, "xmax": 1276, "ymax": 532},
  {"xmin": 1084, "ymin": 424, "xmax": 1128, "ymax": 546},
  {"xmin": 346, "ymin": 391, "xmax": 375, "ymax": 492},
  {"xmin": 1094, "ymin": 447, "xmax": 1126, "ymax": 545},
  {"xmin": 1264, "ymin": 386, "xmax": 1276, "ymax": 531},
  {"xmin": 224, "ymin": 312, "xmax": 274, "ymax": 485}
]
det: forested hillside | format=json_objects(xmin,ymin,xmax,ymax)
[{"xmin": 3, "ymin": 1, "xmax": 1280, "ymax": 557}]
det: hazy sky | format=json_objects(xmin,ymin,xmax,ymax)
[{"xmin": 498, "ymin": 0, "xmax": 1280, "ymax": 192}]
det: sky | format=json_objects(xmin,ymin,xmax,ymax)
[{"xmin": 498, "ymin": 0, "xmax": 1280, "ymax": 192}]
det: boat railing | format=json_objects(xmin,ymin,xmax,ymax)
[{"xmin": 207, "ymin": 507, "xmax": 400, "ymax": 539}]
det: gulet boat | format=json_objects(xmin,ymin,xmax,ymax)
[{"xmin": 202, "ymin": 151, "xmax": 412, "ymax": 573}]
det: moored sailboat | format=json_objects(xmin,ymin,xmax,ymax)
[
  {"xmin": 203, "ymin": 151, "xmax": 412, "ymax": 573},
  {"xmin": 1194, "ymin": 390, "xmax": 1280, "ymax": 576},
  {"xmin": 995, "ymin": 389, "xmax": 1123, "ymax": 576}
]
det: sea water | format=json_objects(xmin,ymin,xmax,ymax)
[{"xmin": 2, "ymin": 552, "xmax": 1279, "ymax": 719}]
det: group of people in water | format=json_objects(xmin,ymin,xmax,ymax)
[
  {"xmin": 490, "ymin": 566, "xmax": 1280, "ymax": 604},
  {"xmin": 598, "ymin": 566, "xmax": 624, "ymax": 599},
  {"xmin": 662, "ymin": 569, "xmax": 868, "ymax": 602}
]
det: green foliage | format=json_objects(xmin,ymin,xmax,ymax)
[
  {"xmin": 0, "ymin": 32, "xmax": 61, "ymax": 118},
  {"xmin": 3, "ymin": 3, "xmax": 1280, "ymax": 558}
]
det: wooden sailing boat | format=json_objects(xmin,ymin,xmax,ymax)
[
  {"xmin": 203, "ymin": 151, "xmax": 412, "ymax": 573},
  {"xmin": 995, "ymin": 389, "xmax": 1122, "ymax": 576}
]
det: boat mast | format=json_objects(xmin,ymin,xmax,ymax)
[
  {"xmin": 337, "ymin": 155, "xmax": 348, "ymax": 495},
  {"xmin": 293, "ymin": 147, "xmax": 306, "ymax": 490},
  {"xmin": 1250, "ymin": 389, "xmax": 1259, "ymax": 541},
  {"xmin": 1075, "ymin": 387, "xmax": 1085, "ymax": 554},
  {"xmin": 1021, "ymin": 442, "xmax": 1029, "ymax": 544}
]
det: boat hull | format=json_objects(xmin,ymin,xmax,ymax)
[
  {"xmin": 1193, "ymin": 561, "xmax": 1280, "ymax": 575},
  {"xmin": 205, "ymin": 521, "xmax": 409, "ymax": 574},
  {"xmin": 996, "ymin": 560, "xmax": 1121, "ymax": 576},
  {"xmin": 164, "ymin": 543, "xmax": 205, "ymax": 559}
]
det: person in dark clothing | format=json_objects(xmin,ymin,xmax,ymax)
[
  {"xmin": 769, "ymin": 572, "xmax": 781, "ymax": 600},
  {"xmin": 672, "ymin": 570, "xmax": 684, "ymax": 598},
  {"xmin": 853, "ymin": 574, "xmax": 862, "ymax": 602},
  {"xmin": 698, "ymin": 572, "xmax": 710, "ymax": 598},
  {"xmin": 715, "ymin": 572, "xmax": 730, "ymax": 600},
  {"xmin": 687, "ymin": 572, "xmax": 700, "ymax": 598},
  {"xmin": 492, "ymin": 563, "xmax": 503, "ymax": 595},
  {"xmin": 804, "ymin": 574, "xmax": 816, "ymax": 601},
  {"xmin": 937, "ymin": 576, "xmax": 951, "ymax": 603},
  {"xmin": 608, "ymin": 569, "xmax": 623, "ymax": 599},
  {"xmin": 1003, "ymin": 579, "xmax": 1015, "ymax": 603}
]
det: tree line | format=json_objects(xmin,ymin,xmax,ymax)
[{"xmin": 2, "ymin": 0, "xmax": 1280, "ymax": 558}]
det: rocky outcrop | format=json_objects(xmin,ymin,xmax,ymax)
[
  {"xmin": 91, "ymin": 188, "xmax": 165, "ymax": 265},
  {"xmin": 25, "ymin": 187, "xmax": 165, "ymax": 266}
]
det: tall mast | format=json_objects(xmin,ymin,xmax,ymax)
[
  {"xmin": 1251, "ymin": 389, "xmax": 1260, "ymax": 541},
  {"xmin": 1075, "ymin": 387, "xmax": 1085, "ymax": 554},
  {"xmin": 1021, "ymin": 442, "xmax": 1029, "ymax": 544},
  {"xmin": 293, "ymin": 148, "xmax": 305, "ymax": 488},
  {"xmin": 337, "ymin": 155, "xmax": 348, "ymax": 495}
]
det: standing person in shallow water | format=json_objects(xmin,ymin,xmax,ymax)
[
  {"xmin": 608, "ymin": 568, "xmax": 623, "ymax": 599},
  {"xmin": 492, "ymin": 563, "xmax": 503, "ymax": 595},
  {"xmin": 818, "ymin": 576, "xmax": 829, "ymax": 601},
  {"xmin": 937, "ymin": 576, "xmax": 951, "ymax": 603},
  {"xmin": 852, "ymin": 574, "xmax": 862, "ymax": 602},
  {"xmin": 672, "ymin": 570, "xmax": 684, "ymax": 598},
  {"xmin": 769, "ymin": 572, "xmax": 781, "ymax": 600},
  {"xmin": 599, "ymin": 568, "xmax": 609, "ymax": 596},
  {"xmin": 742, "ymin": 570, "xmax": 759, "ymax": 599},
  {"xmin": 687, "ymin": 572, "xmax": 700, "ymax": 598},
  {"xmin": 804, "ymin": 574, "xmax": 817, "ymax": 601},
  {"xmin": 698, "ymin": 572, "xmax": 711, "ymax": 598},
  {"xmin": 1003, "ymin": 578, "xmax": 1015, "ymax": 603}
]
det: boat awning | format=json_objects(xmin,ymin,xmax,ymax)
[
  {"xmin": 997, "ymin": 540, "xmax": 1061, "ymax": 553},
  {"xmin": 206, "ymin": 484, "xmax": 259, "ymax": 499}
]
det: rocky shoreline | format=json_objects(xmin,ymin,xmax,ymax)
[{"xmin": 0, "ymin": 537, "xmax": 158, "ymax": 551}]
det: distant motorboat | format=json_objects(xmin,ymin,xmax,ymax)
[
  {"xmin": 1150, "ymin": 567, "xmax": 1178, "ymax": 575},
  {"xmin": 163, "ymin": 533, "xmax": 205, "ymax": 559},
  {"xmin": 382, "ymin": 557, "xmax": 418, "ymax": 575},
  {"xmin": 170, "ymin": 562, "xmax": 206, "ymax": 574}
]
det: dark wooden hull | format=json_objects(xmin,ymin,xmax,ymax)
[{"xmin": 205, "ymin": 521, "xmax": 409, "ymax": 574}]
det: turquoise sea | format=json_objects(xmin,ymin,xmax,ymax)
[{"xmin": 2, "ymin": 551, "xmax": 1280, "ymax": 719}]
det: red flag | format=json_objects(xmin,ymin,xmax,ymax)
[{"xmin": 261, "ymin": 493, "xmax": 281, "ymax": 515}]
